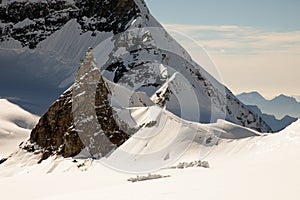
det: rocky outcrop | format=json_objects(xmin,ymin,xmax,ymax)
[
  {"xmin": 0, "ymin": 0, "xmax": 139, "ymax": 48},
  {"xmin": 26, "ymin": 49, "xmax": 128, "ymax": 161},
  {"xmin": 72, "ymin": 48, "xmax": 128, "ymax": 157},
  {"xmin": 27, "ymin": 87, "xmax": 83, "ymax": 161}
]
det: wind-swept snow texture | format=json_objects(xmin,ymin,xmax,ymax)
[
  {"xmin": 0, "ymin": 120, "xmax": 299, "ymax": 200},
  {"xmin": 0, "ymin": 99, "xmax": 39, "ymax": 158}
]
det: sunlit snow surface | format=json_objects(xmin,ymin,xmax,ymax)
[
  {"xmin": 0, "ymin": 1, "xmax": 298, "ymax": 199},
  {"xmin": 0, "ymin": 99, "xmax": 39, "ymax": 158},
  {"xmin": 0, "ymin": 99, "xmax": 299, "ymax": 200}
]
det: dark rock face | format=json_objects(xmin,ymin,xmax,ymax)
[
  {"xmin": 76, "ymin": 0, "xmax": 139, "ymax": 34},
  {"xmin": 72, "ymin": 48, "xmax": 129, "ymax": 157},
  {"xmin": 0, "ymin": 0, "xmax": 139, "ymax": 48},
  {"xmin": 0, "ymin": 158, "xmax": 7, "ymax": 165},
  {"xmin": 28, "ymin": 88, "xmax": 84, "ymax": 160},
  {"xmin": 27, "ymin": 49, "xmax": 128, "ymax": 161}
]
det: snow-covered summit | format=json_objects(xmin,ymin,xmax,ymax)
[{"xmin": 0, "ymin": 0, "xmax": 272, "ymax": 133}]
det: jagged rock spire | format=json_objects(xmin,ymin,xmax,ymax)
[
  {"xmin": 27, "ymin": 49, "xmax": 128, "ymax": 162},
  {"xmin": 72, "ymin": 48, "xmax": 128, "ymax": 158}
]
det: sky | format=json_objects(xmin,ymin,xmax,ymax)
[{"xmin": 144, "ymin": 0, "xmax": 300, "ymax": 99}]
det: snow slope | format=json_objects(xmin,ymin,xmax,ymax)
[
  {"xmin": 103, "ymin": 106, "xmax": 263, "ymax": 172},
  {"xmin": 0, "ymin": 99, "xmax": 39, "ymax": 159},
  {"xmin": 90, "ymin": 5, "xmax": 272, "ymax": 132},
  {"xmin": 0, "ymin": 120, "xmax": 299, "ymax": 200}
]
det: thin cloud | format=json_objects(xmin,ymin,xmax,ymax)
[{"xmin": 163, "ymin": 24, "xmax": 300, "ymax": 55}]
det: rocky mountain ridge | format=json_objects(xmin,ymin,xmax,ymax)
[
  {"xmin": 0, "ymin": 0, "xmax": 139, "ymax": 48},
  {"xmin": 248, "ymin": 105, "xmax": 297, "ymax": 132}
]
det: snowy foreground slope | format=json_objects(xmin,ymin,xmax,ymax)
[
  {"xmin": 0, "ymin": 99, "xmax": 39, "ymax": 159},
  {"xmin": 0, "ymin": 118, "xmax": 299, "ymax": 200}
]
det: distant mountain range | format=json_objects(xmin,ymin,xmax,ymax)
[
  {"xmin": 237, "ymin": 92, "xmax": 299, "ymax": 132},
  {"xmin": 237, "ymin": 92, "xmax": 300, "ymax": 119},
  {"xmin": 247, "ymin": 105, "xmax": 297, "ymax": 132},
  {"xmin": 292, "ymin": 95, "xmax": 300, "ymax": 102}
]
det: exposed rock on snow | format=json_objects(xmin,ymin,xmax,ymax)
[
  {"xmin": 169, "ymin": 160, "xmax": 210, "ymax": 169},
  {"xmin": 127, "ymin": 174, "xmax": 171, "ymax": 183},
  {"xmin": 0, "ymin": 121, "xmax": 300, "ymax": 200},
  {"xmin": 26, "ymin": 87, "xmax": 83, "ymax": 161},
  {"xmin": 72, "ymin": 48, "xmax": 129, "ymax": 157},
  {"xmin": 0, "ymin": 158, "xmax": 7, "ymax": 165},
  {"xmin": 27, "ymin": 49, "xmax": 130, "ymax": 161}
]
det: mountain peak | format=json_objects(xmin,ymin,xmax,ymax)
[
  {"xmin": 238, "ymin": 91, "xmax": 300, "ymax": 119},
  {"xmin": 239, "ymin": 91, "xmax": 266, "ymax": 101},
  {"xmin": 26, "ymin": 49, "xmax": 129, "ymax": 162},
  {"xmin": 273, "ymin": 94, "xmax": 297, "ymax": 103},
  {"xmin": 236, "ymin": 92, "xmax": 266, "ymax": 108},
  {"xmin": 2, "ymin": 0, "xmax": 273, "ymax": 156}
]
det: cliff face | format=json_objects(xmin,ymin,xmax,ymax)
[
  {"xmin": 72, "ymin": 48, "xmax": 129, "ymax": 157},
  {"xmin": 0, "ymin": 0, "xmax": 139, "ymax": 48},
  {"xmin": 27, "ymin": 49, "xmax": 128, "ymax": 161},
  {"xmin": 28, "ymin": 88, "xmax": 83, "ymax": 161}
]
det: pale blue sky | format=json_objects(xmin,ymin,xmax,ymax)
[
  {"xmin": 145, "ymin": 0, "xmax": 300, "ymax": 31},
  {"xmin": 144, "ymin": 0, "xmax": 300, "ymax": 98}
]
